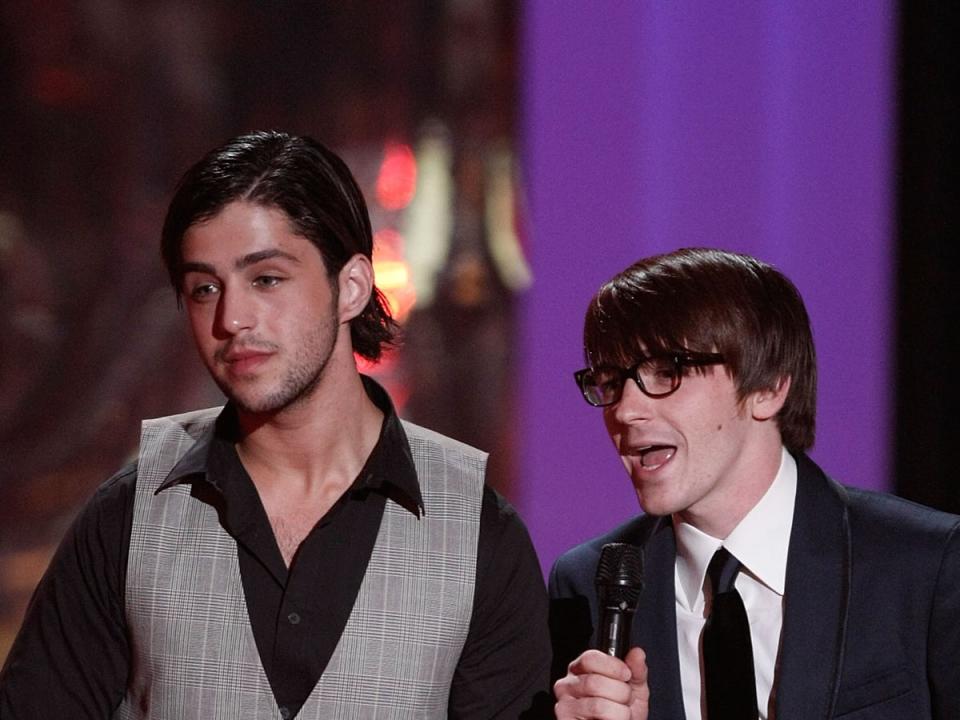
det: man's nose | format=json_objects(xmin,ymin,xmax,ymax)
[
  {"xmin": 608, "ymin": 377, "xmax": 656, "ymax": 425},
  {"xmin": 216, "ymin": 287, "xmax": 256, "ymax": 335}
]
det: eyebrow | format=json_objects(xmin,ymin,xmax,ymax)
[{"xmin": 181, "ymin": 249, "xmax": 302, "ymax": 276}]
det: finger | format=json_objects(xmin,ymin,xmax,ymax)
[
  {"xmin": 624, "ymin": 647, "xmax": 648, "ymax": 685},
  {"xmin": 567, "ymin": 649, "xmax": 632, "ymax": 682},
  {"xmin": 554, "ymin": 671, "xmax": 633, "ymax": 704},
  {"xmin": 623, "ymin": 647, "xmax": 650, "ymax": 720},
  {"xmin": 555, "ymin": 694, "xmax": 633, "ymax": 720}
]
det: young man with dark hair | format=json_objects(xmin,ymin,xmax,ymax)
[
  {"xmin": 1, "ymin": 131, "xmax": 550, "ymax": 719},
  {"xmin": 550, "ymin": 248, "xmax": 960, "ymax": 719}
]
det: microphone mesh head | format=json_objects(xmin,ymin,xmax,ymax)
[{"xmin": 595, "ymin": 542, "xmax": 644, "ymax": 607}]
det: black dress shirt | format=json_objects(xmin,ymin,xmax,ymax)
[{"xmin": 0, "ymin": 378, "xmax": 551, "ymax": 718}]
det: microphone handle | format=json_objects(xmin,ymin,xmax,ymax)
[{"xmin": 598, "ymin": 602, "xmax": 633, "ymax": 658}]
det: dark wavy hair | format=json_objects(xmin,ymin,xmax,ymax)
[
  {"xmin": 583, "ymin": 248, "xmax": 817, "ymax": 452},
  {"xmin": 161, "ymin": 130, "xmax": 398, "ymax": 361}
]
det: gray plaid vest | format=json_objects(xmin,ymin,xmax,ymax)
[{"xmin": 115, "ymin": 407, "xmax": 485, "ymax": 719}]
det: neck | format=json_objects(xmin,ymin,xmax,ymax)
[
  {"xmin": 679, "ymin": 433, "xmax": 785, "ymax": 540},
  {"xmin": 234, "ymin": 352, "xmax": 384, "ymax": 495}
]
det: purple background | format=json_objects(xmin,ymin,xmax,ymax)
[{"xmin": 518, "ymin": 3, "xmax": 895, "ymax": 573}]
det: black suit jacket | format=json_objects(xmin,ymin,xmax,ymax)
[{"xmin": 548, "ymin": 454, "xmax": 960, "ymax": 719}]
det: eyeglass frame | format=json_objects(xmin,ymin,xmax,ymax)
[{"xmin": 573, "ymin": 351, "xmax": 726, "ymax": 407}]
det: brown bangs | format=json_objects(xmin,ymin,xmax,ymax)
[{"xmin": 583, "ymin": 257, "xmax": 741, "ymax": 371}]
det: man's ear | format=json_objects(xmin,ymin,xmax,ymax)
[
  {"xmin": 337, "ymin": 254, "xmax": 374, "ymax": 324},
  {"xmin": 750, "ymin": 376, "xmax": 791, "ymax": 421}
]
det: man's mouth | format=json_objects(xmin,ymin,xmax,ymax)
[
  {"xmin": 630, "ymin": 444, "xmax": 677, "ymax": 469},
  {"xmin": 218, "ymin": 346, "xmax": 275, "ymax": 374},
  {"xmin": 217, "ymin": 340, "xmax": 277, "ymax": 364},
  {"xmin": 224, "ymin": 350, "xmax": 270, "ymax": 363}
]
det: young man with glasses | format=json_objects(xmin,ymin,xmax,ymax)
[
  {"xmin": 550, "ymin": 248, "xmax": 960, "ymax": 720},
  {"xmin": 0, "ymin": 131, "xmax": 551, "ymax": 719}
]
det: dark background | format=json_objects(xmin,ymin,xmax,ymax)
[{"xmin": 895, "ymin": 2, "xmax": 960, "ymax": 514}]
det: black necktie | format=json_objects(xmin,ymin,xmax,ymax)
[{"xmin": 703, "ymin": 547, "xmax": 759, "ymax": 719}]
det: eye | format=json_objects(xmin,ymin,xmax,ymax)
[
  {"xmin": 645, "ymin": 359, "xmax": 676, "ymax": 379},
  {"xmin": 187, "ymin": 282, "xmax": 219, "ymax": 302},
  {"xmin": 252, "ymin": 275, "xmax": 284, "ymax": 289}
]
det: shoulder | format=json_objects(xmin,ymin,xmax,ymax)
[
  {"xmin": 400, "ymin": 419, "xmax": 489, "ymax": 463},
  {"xmin": 797, "ymin": 453, "xmax": 960, "ymax": 565},
  {"xmin": 478, "ymin": 485, "xmax": 535, "ymax": 551},
  {"xmin": 78, "ymin": 459, "xmax": 139, "ymax": 546},
  {"xmin": 549, "ymin": 514, "xmax": 660, "ymax": 597},
  {"xmin": 399, "ymin": 420, "xmax": 488, "ymax": 494},
  {"xmin": 85, "ymin": 459, "xmax": 139, "ymax": 519},
  {"xmin": 798, "ymin": 453, "xmax": 960, "ymax": 540},
  {"xmin": 843, "ymin": 485, "xmax": 960, "ymax": 553}
]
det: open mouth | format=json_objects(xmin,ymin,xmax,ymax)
[{"xmin": 635, "ymin": 444, "xmax": 676, "ymax": 469}]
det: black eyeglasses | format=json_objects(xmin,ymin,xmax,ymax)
[{"xmin": 574, "ymin": 351, "xmax": 726, "ymax": 407}]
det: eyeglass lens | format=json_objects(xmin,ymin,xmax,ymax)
[{"xmin": 582, "ymin": 357, "xmax": 679, "ymax": 405}]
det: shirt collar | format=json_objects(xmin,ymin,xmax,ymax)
[
  {"xmin": 673, "ymin": 447, "xmax": 797, "ymax": 611},
  {"xmin": 156, "ymin": 374, "xmax": 424, "ymax": 515}
]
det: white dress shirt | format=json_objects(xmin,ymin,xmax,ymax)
[{"xmin": 673, "ymin": 447, "xmax": 797, "ymax": 720}]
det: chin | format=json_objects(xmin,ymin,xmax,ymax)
[
  {"xmin": 633, "ymin": 490, "xmax": 680, "ymax": 518},
  {"xmin": 233, "ymin": 392, "xmax": 292, "ymax": 415},
  {"xmin": 220, "ymin": 385, "xmax": 273, "ymax": 414}
]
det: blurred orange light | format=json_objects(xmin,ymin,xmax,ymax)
[
  {"xmin": 376, "ymin": 142, "xmax": 417, "ymax": 211},
  {"xmin": 373, "ymin": 229, "xmax": 416, "ymax": 323},
  {"xmin": 375, "ymin": 260, "xmax": 410, "ymax": 288}
]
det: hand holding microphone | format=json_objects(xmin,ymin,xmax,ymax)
[{"xmin": 554, "ymin": 544, "xmax": 649, "ymax": 720}]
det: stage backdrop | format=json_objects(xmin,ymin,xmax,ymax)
[{"xmin": 518, "ymin": 3, "xmax": 895, "ymax": 573}]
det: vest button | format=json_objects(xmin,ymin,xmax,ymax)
[
  {"xmin": 287, "ymin": 612, "xmax": 301, "ymax": 625},
  {"xmin": 279, "ymin": 706, "xmax": 291, "ymax": 719}
]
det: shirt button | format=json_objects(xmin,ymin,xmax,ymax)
[
  {"xmin": 279, "ymin": 706, "xmax": 291, "ymax": 719},
  {"xmin": 287, "ymin": 612, "xmax": 301, "ymax": 625}
]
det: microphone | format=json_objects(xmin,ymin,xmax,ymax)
[{"xmin": 594, "ymin": 542, "xmax": 645, "ymax": 658}]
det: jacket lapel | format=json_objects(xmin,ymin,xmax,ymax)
[
  {"xmin": 633, "ymin": 517, "xmax": 686, "ymax": 720},
  {"xmin": 775, "ymin": 454, "xmax": 851, "ymax": 719}
]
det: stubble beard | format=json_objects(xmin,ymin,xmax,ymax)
[{"xmin": 216, "ymin": 316, "xmax": 340, "ymax": 417}]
